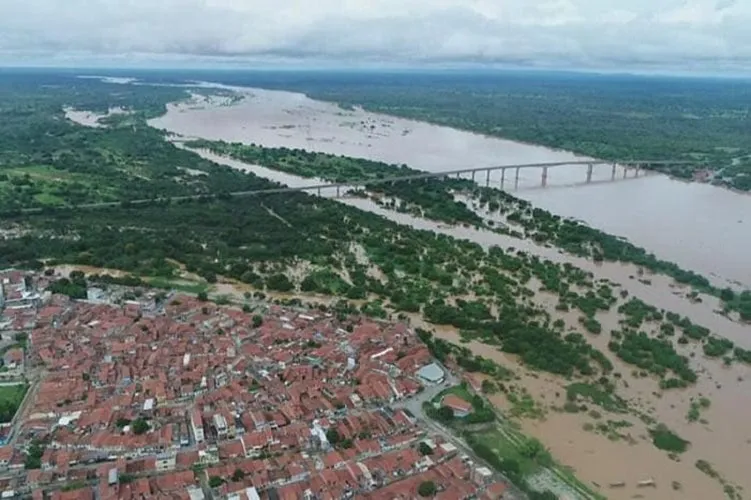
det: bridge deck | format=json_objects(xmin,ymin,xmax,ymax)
[{"xmin": 13, "ymin": 159, "xmax": 695, "ymax": 215}]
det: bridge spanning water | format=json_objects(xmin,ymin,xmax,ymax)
[
  {"xmin": 233, "ymin": 159, "xmax": 690, "ymax": 198},
  {"xmin": 12, "ymin": 159, "xmax": 691, "ymax": 215}
]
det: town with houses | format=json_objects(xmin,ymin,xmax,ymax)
[{"xmin": 0, "ymin": 269, "xmax": 512, "ymax": 500}]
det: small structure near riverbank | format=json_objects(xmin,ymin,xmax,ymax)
[
  {"xmin": 441, "ymin": 394, "xmax": 473, "ymax": 418},
  {"xmin": 417, "ymin": 362, "xmax": 445, "ymax": 385}
]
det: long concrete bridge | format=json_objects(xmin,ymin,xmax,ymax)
[
  {"xmin": 226, "ymin": 159, "xmax": 691, "ymax": 198},
  {"xmin": 319, "ymin": 159, "xmax": 685, "ymax": 193},
  {"xmin": 12, "ymin": 159, "xmax": 692, "ymax": 215}
]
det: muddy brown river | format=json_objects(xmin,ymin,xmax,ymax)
[
  {"xmin": 67, "ymin": 82, "xmax": 751, "ymax": 499},
  {"xmin": 149, "ymin": 88, "xmax": 751, "ymax": 289}
]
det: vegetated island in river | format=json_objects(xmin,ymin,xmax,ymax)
[{"xmin": 185, "ymin": 138, "xmax": 751, "ymax": 323}]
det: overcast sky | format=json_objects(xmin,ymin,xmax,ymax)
[{"xmin": 0, "ymin": 0, "xmax": 749, "ymax": 73}]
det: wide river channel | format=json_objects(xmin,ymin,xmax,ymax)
[{"xmin": 149, "ymin": 86, "xmax": 751, "ymax": 291}]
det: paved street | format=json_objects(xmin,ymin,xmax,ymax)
[{"xmin": 392, "ymin": 372, "xmax": 527, "ymax": 500}]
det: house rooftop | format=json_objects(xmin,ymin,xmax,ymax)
[{"xmin": 441, "ymin": 394, "xmax": 473, "ymax": 414}]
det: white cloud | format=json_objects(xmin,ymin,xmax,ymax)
[{"xmin": 0, "ymin": 0, "xmax": 750, "ymax": 71}]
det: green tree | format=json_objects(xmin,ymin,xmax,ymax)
[
  {"xmin": 232, "ymin": 469, "xmax": 245, "ymax": 482},
  {"xmin": 326, "ymin": 428, "xmax": 341, "ymax": 445},
  {"xmin": 131, "ymin": 418, "xmax": 150, "ymax": 435},
  {"xmin": 197, "ymin": 291, "xmax": 208, "ymax": 302},
  {"xmin": 481, "ymin": 379, "xmax": 497, "ymax": 394},
  {"xmin": 265, "ymin": 273, "xmax": 293, "ymax": 292},
  {"xmin": 520, "ymin": 438, "xmax": 545, "ymax": 460},
  {"xmin": 252, "ymin": 315, "xmax": 263, "ymax": 328},
  {"xmin": 435, "ymin": 406, "xmax": 454, "ymax": 422},
  {"xmin": 500, "ymin": 458, "xmax": 521, "ymax": 477},
  {"xmin": 208, "ymin": 476, "xmax": 223, "ymax": 488},
  {"xmin": 24, "ymin": 441, "xmax": 45, "ymax": 470},
  {"xmin": 720, "ymin": 288, "xmax": 735, "ymax": 303},
  {"xmin": 418, "ymin": 442, "xmax": 434, "ymax": 455},
  {"xmin": 418, "ymin": 481, "xmax": 437, "ymax": 497}
]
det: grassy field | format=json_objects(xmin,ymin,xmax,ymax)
[
  {"xmin": 0, "ymin": 384, "xmax": 29, "ymax": 424},
  {"xmin": 0, "ymin": 164, "xmax": 115, "ymax": 208},
  {"xmin": 473, "ymin": 424, "xmax": 605, "ymax": 499},
  {"xmin": 431, "ymin": 384, "xmax": 475, "ymax": 404}
]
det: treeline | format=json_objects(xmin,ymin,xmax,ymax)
[{"xmin": 475, "ymin": 189, "xmax": 751, "ymax": 316}]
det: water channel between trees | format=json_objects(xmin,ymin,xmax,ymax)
[{"xmin": 149, "ymin": 87, "xmax": 751, "ymax": 291}]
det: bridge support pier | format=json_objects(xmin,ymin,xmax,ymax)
[
  {"xmin": 635, "ymin": 164, "xmax": 640, "ymax": 178},
  {"xmin": 486, "ymin": 169, "xmax": 490, "ymax": 187},
  {"xmin": 501, "ymin": 168, "xmax": 506, "ymax": 188},
  {"xmin": 317, "ymin": 187, "xmax": 322, "ymax": 196},
  {"xmin": 541, "ymin": 166, "xmax": 548, "ymax": 187},
  {"xmin": 611, "ymin": 163, "xmax": 616, "ymax": 181},
  {"xmin": 624, "ymin": 167, "xmax": 628, "ymax": 179},
  {"xmin": 586, "ymin": 163, "xmax": 594, "ymax": 183},
  {"xmin": 515, "ymin": 167, "xmax": 520, "ymax": 189},
  {"xmin": 472, "ymin": 170, "xmax": 476, "ymax": 182},
  {"xmin": 336, "ymin": 186, "xmax": 340, "ymax": 197}
]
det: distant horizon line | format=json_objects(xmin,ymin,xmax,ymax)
[{"xmin": 0, "ymin": 63, "xmax": 750, "ymax": 81}]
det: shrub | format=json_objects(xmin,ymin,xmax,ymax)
[
  {"xmin": 650, "ymin": 424, "xmax": 689, "ymax": 453},
  {"xmin": 418, "ymin": 481, "xmax": 437, "ymax": 497}
]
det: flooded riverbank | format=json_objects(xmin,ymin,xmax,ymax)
[
  {"xmin": 57, "ymin": 76, "xmax": 750, "ymax": 499},
  {"xmin": 177, "ymin": 145, "xmax": 750, "ymax": 350},
  {"xmin": 149, "ymin": 88, "xmax": 751, "ymax": 289},
  {"xmin": 64, "ymin": 106, "xmax": 130, "ymax": 128},
  {"xmin": 57, "ymin": 254, "xmax": 751, "ymax": 499},
  {"xmin": 177, "ymin": 144, "xmax": 751, "ymax": 498},
  {"xmin": 420, "ymin": 319, "xmax": 749, "ymax": 500}
]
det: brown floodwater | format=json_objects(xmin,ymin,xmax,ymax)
[
  {"xmin": 140, "ymin": 88, "xmax": 751, "ymax": 498},
  {"xmin": 177, "ymin": 147, "xmax": 751, "ymax": 351},
  {"xmin": 64, "ymin": 107, "xmax": 130, "ymax": 128},
  {"xmin": 175, "ymin": 145, "xmax": 751, "ymax": 498},
  {"xmin": 425, "ymin": 319, "xmax": 749, "ymax": 500},
  {"xmin": 148, "ymin": 87, "xmax": 751, "ymax": 289}
]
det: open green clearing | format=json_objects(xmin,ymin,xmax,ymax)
[{"xmin": 0, "ymin": 384, "xmax": 29, "ymax": 423}]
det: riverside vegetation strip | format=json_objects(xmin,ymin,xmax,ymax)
[
  {"xmin": 187, "ymin": 138, "xmax": 751, "ymax": 323},
  {"xmin": 1, "ymin": 71, "xmax": 750, "ymax": 498}
]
